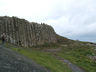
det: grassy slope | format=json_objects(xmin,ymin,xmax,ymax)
[
  {"xmin": 56, "ymin": 35, "xmax": 96, "ymax": 72},
  {"xmin": 58, "ymin": 44, "xmax": 96, "ymax": 72},
  {"xmin": 2, "ymin": 35, "xmax": 96, "ymax": 72},
  {"xmin": 5, "ymin": 43, "xmax": 72, "ymax": 72}
]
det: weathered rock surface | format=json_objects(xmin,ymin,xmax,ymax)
[
  {"xmin": 0, "ymin": 45, "xmax": 50, "ymax": 72},
  {"xmin": 0, "ymin": 16, "xmax": 57, "ymax": 47}
]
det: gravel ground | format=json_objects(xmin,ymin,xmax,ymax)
[
  {"xmin": 0, "ymin": 45, "xmax": 50, "ymax": 72},
  {"xmin": 53, "ymin": 54, "xmax": 86, "ymax": 72},
  {"xmin": 63, "ymin": 60, "xmax": 85, "ymax": 72}
]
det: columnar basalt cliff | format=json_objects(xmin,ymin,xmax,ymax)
[{"xmin": 0, "ymin": 16, "xmax": 57, "ymax": 47}]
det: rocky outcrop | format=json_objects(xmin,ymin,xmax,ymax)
[
  {"xmin": 0, "ymin": 46, "xmax": 50, "ymax": 72},
  {"xmin": 0, "ymin": 16, "xmax": 57, "ymax": 47}
]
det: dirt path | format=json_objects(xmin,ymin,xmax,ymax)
[
  {"xmin": 0, "ymin": 45, "xmax": 49, "ymax": 72},
  {"xmin": 53, "ymin": 54, "xmax": 86, "ymax": 72},
  {"xmin": 44, "ymin": 48, "xmax": 86, "ymax": 72},
  {"xmin": 63, "ymin": 60, "xmax": 85, "ymax": 72}
]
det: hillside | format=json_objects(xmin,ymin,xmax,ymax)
[
  {"xmin": 0, "ymin": 16, "xmax": 96, "ymax": 72},
  {"xmin": 3, "ymin": 35, "xmax": 96, "ymax": 72}
]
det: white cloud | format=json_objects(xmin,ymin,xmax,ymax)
[{"xmin": 0, "ymin": 0, "xmax": 54, "ymax": 22}]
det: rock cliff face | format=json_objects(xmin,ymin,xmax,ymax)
[{"xmin": 0, "ymin": 16, "xmax": 57, "ymax": 47}]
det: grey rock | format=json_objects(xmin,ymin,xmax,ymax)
[
  {"xmin": 0, "ymin": 16, "xmax": 57, "ymax": 47},
  {"xmin": 0, "ymin": 46, "xmax": 50, "ymax": 72}
]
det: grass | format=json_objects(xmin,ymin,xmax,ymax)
[
  {"xmin": 5, "ymin": 43, "xmax": 72, "ymax": 72},
  {"xmin": 3, "ymin": 40, "xmax": 96, "ymax": 72},
  {"xmin": 58, "ymin": 44, "xmax": 96, "ymax": 72}
]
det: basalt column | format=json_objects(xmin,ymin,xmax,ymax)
[{"xmin": 0, "ymin": 16, "xmax": 57, "ymax": 47}]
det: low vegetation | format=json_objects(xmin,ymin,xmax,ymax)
[
  {"xmin": 5, "ymin": 43, "xmax": 72, "ymax": 72},
  {"xmin": 3, "ymin": 37, "xmax": 96, "ymax": 72},
  {"xmin": 58, "ymin": 44, "xmax": 96, "ymax": 72}
]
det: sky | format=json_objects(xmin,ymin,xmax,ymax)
[{"xmin": 0, "ymin": 0, "xmax": 96, "ymax": 42}]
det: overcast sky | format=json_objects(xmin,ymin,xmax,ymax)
[{"xmin": 0, "ymin": 0, "xmax": 96, "ymax": 42}]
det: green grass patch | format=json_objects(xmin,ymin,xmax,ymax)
[
  {"xmin": 6, "ymin": 43, "xmax": 72, "ymax": 72},
  {"xmin": 58, "ymin": 44, "xmax": 96, "ymax": 72}
]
